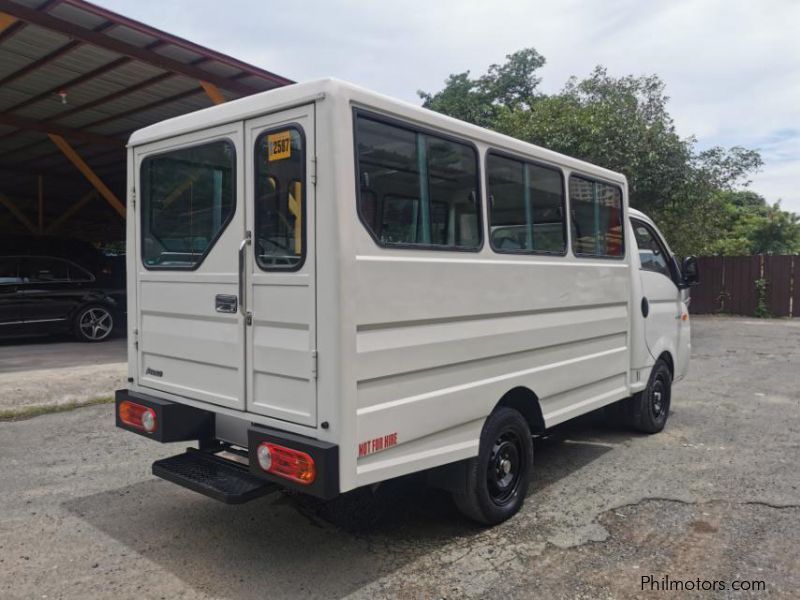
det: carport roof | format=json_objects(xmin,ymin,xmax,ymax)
[{"xmin": 0, "ymin": 0, "xmax": 292, "ymax": 241}]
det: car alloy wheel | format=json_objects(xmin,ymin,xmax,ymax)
[{"xmin": 79, "ymin": 307, "xmax": 113, "ymax": 341}]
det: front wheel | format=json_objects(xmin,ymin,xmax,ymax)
[
  {"xmin": 452, "ymin": 407, "xmax": 533, "ymax": 525},
  {"xmin": 74, "ymin": 305, "xmax": 115, "ymax": 342},
  {"xmin": 629, "ymin": 359, "xmax": 672, "ymax": 433}
]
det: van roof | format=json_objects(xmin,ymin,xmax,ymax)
[{"xmin": 128, "ymin": 78, "xmax": 626, "ymax": 185}]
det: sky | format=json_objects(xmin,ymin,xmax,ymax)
[{"xmin": 99, "ymin": 0, "xmax": 800, "ymax": 212}]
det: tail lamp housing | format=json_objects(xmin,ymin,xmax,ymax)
[
  {"xmin": 119, "ymin": 400, "xmax": 157, "ymax": 433},
  {"xmin": 114, "ymin": 390, "xmax": 213, "ymax": 443},
  {"xmin": 248, "ymin": 426, "xmax": 339, "ymax": 499},
  {"xmin": 256, "ymin": 442, "xmax": 316, "ymax": 485}
]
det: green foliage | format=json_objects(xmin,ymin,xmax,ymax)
[
  {"xmin": 418, "ymin": 49, "xmax": 799, "ymax": 256},
  {"xmin": 754, "ymin": 278, "xmax": 771, "ymax": 318}
]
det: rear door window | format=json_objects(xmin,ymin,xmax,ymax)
[
  {"xmin": 141, "ymin": 140, "xmax": 236, "ymax": 269},
  {"xmin": 253, "ymin": 127, "xmax": 306, "ymax": 270}
]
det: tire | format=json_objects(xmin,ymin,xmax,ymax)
[
  {"xmin": 452, "ymin": 407, "xmax": 533, "ymax": 525},
  {"xmin": 629, "ymin": 359, "xmax": 672, "ymax": 433},
  {"xmin": 74, "ymin": 304, "xmax": 115, "ymax": 342}
]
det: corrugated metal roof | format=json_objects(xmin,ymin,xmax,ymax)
[{"xmin": 0, "ymin": 0, "xmax": 292, "ymax": 241}]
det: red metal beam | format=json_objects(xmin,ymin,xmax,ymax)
[
  {"xmin": 42, "ymin": 70, "xmax": 174, "ymax": 122},
  {"xmin": 0, "ymin": 0, "xmax": 265, "ymax": 95},
  {"xmin": 0, "ymin": 20, "xmax": 116, "ymax": 89},
  {"xmin": 0, "ymin": 0, "xmax": 62, "ymax": 44},
  {"xmin": 4, "ymin": 56, "xmax": 130, "ymax": 114},
  {"xmin": 61, "ymin": 0, "xmax": 292, "ymax": 87},
  {"xmin": 0, "ymin": 112, "xmax": 124, "ymax": 147},
  {"xmin": 82, "ymin": 87, "xmax": 201, "ymax": 130}
]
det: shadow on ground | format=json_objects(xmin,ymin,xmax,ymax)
[{"xmin": 62, "ymin": 410, "xmax": 630, "ymax": 599}]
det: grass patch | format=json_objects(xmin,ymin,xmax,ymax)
[{"xmin": 0, "ymin": 396, "xmax": 113, "ymax": 422}]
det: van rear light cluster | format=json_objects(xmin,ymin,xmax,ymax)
[
  {"xmin": 119, "ymin": 400, "xmax": 157, "ymax": 433},
  {"xmin": 256, "ymin": 442, "xmax": 316, "ymax": 485}
]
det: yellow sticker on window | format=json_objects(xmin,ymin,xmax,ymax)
[{"xmin": 267, "ymin": 131, "xmax": 292, "ymax": 161}]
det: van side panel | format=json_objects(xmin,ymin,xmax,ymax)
[{"xmin": 352, "ymin": 255, "xmax": 630, "ymax": 486}]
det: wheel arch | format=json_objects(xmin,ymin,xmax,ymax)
[
  {"xmin": 657, "ymin": 350, "xmax": 674, "ymax": 379},
  {"xmin": 494, "ymin": 386, "xmax": 546, "ymax": 435}
]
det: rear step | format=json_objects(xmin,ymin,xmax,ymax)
[{"xmin": 152, "ymin": 448, "xmax": 277, "ymax": 504}]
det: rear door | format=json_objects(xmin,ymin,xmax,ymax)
[
  {"xmin": 244, "ymin": 105, "xmax": 317, "ymax": 426},
  {"xmin": 134, "ymin": 123, "xmax": 246, "ymax": 410}
]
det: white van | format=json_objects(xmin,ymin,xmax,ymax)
[{"xmin": 116, "ymin": 79, "xmax": 698, "ymax": 524}]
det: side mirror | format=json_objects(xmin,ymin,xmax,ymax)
[{"xmin": 681, "ymin": 256, "xmax": 700, "ymax": 287}]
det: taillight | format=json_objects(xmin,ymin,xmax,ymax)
[
  {"xmin": 256, "ymin": 442, "xmax": 316, "ymax": 485},
  {"xmin": 119, "ymin": 401, "xmax": 157, "ymax": 433}
]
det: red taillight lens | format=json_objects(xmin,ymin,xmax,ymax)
[
  {"xmin": 119, "ymin": 401, "xmax": 157, "ymax": 433},
  {"xmin": 256, "ymin": 442, "xmax": 316, "ymax": 485}
]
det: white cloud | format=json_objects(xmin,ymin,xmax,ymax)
[{"xmin": 97, "ymin": 0, "xmax": 800, "ymax": 210}]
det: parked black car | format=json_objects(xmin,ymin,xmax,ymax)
[{"xmin": 0, "ymin": 238, "xmax": 126, "ymax": 342}]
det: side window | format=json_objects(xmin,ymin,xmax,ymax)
[
  {"xmin": 355, "ymin": 113, "xmax": 481, "ymax": 249},
  {"xmin": 0, "ymin": 257, "xmax": 21, "ymax": 284},
  {"xmin": 254, "ymin": 127, "xmax": 305, "ymax": 270},
  {"xmin": 19, "ymin": 257, "xmax": 70, "ymax": 282},
  {"xmin": 632, "ymin": 220, "xmax": 671, "ymax": 278},
  {"xmin": 569, "ymin": 176, "xmax": 624, "ymax": 258},
  {"xmin": 487, "ymin": 153, "xmax": 566, "ymax": 254},
  {"xmin": 141, "ymin": 140, "xmax": 235, "ymax": 269}
]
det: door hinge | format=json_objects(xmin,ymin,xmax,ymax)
[
  {"xmin": 133, "ymin": 328, "xmax": 139, "ymax": 350},
  {"xmin": 310, "ymin": 157, "xmax": 317, "ymax": 185},
  {"xmin": 130, "ymin": 188, "xmax": 136, "ymax": 210},
  {"xmin": 245, "ymin": 311, "xmax": 253, "ymax": 326},
  {"xmin": 311, "ymin": 350, "xmax": 318, "ymax": 379}
]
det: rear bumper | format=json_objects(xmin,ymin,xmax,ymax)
[{"xmin": 114, "ymin": 389, "xmax": 339, "ymax": 499}]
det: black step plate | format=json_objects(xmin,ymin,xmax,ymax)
[{"xmin": 153, "ymin": 449, "xmax": 276, "ymax": 504}]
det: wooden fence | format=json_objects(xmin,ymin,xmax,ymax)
[{"xmin": 690, "ymin": 255, "xmax": 798, "ymax": 317}]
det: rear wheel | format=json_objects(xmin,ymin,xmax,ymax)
[
  {"xmin": 74, "ymin": 304, "xmax": 115, "ymax": 342},
  {"xmin": 629, "ymin": 359, "xmax": 672, "ymax": 433},
  {"xmin": 453, "ymin": 407, "xmax": 533, "ymax": 525}
]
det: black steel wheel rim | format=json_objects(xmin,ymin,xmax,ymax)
[
  {"xmin": 486, "ymin": 430, "xmax": 524, "ymax": 506},
  {"xmin": 650, "ymin": 374, "xmax": 669, "ymax": 420}
]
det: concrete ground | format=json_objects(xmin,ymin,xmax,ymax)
[
  {"xmin": 0, "ymin": 336, "xmax": 126, "ymax": 411},
  {"xmin": 0, "ymin": 317, "xmax": 798, "ymax": 599}
]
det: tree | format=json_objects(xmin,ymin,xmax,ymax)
[
  {"xmin": 418, "ymin": 49, "xmax": 794, "ymax": 256},
  {"xmin": 418, "ymin": 48, "xmax": 545, "ymax": 128}
]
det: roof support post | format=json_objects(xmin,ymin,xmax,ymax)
[
  {"xmin": 48, "ymin": 134, "xmax": 126, "ymax": 218},
  {"xmin": 200, "ymin": 81, "xmax": 226, "ymax": 105},
  {"xmin": 0, "ymin": 192, "xmax": 37, "ymax": 233}
]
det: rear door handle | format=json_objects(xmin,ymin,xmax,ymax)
[
  {"xmin": 215, "ymin": 294, "xmax": 238, "ymax": 313},
  {"xmin": 238, "ymin": 233, "xmax": 251, "ymax": 315}
]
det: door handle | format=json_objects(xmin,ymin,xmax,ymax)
[
  {"xmin": 641, "ymin": 297, "xmax": 650, "ymax": 318},
  {"xmin": 238, "ymin": 233, "xmax": 251, "ymax": 315},
  {"xmin": 215, "ymin": 294, "xmax": 238, "ymax": 313}
]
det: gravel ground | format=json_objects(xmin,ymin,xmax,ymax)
[
  {"xmin": 0, "ymin": 316, "xmax": 798, "ymax": 599},
  {"xmin": 0, "ymin": 337, "xmax": 126, "ymax": 411}
]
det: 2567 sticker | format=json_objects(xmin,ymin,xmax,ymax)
[{"xmin": 267, "ymin": 131, "xmax": 292, "ymax": 161}]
